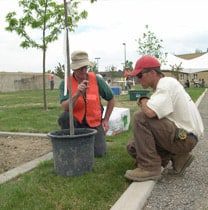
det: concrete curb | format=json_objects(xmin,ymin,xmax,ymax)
[
  {"xmin": 0, "ymin": 131, "xmax": 48, "ymax": 138},
  {"xmin": 0, "ymin": 152, "xmax": 53, "ymax": 184},
  {"xmin": 111, "ymin": 181, "xmax": 155, "ymax": 210}
]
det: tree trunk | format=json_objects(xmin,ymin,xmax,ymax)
[
  {"xmin": 42, "ymin": 47, "xmax": 47, "ymax": 110},
  {"xmin": 42, "ymin": 0, "xmax": 48, "ymax": 111}
]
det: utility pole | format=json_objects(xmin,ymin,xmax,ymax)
[
  {"xmin": 122, "ymin": 43, "xmax": 126, "ymax": 69},
  {"xmin": 94, "ymin": 57, "xmax": 101, "ymax": 72}
]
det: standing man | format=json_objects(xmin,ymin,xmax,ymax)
[
  {"xmin": 58, "ymin": 50, "xmax": 115, "ymax": 157},
  {"xmin": 125, "ymin": 55, "xmax": 204, "ymax": 182},
  {"xmin": 49, "ymin": 71, "xmax": 55, "ymax": 90}
]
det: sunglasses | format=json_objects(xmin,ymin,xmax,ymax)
[
  {"xmin": 76, "ymin": 66, "xmax": 88, "ymax": 72},
  {"xmin": 137, "ymin": 69, "xmax": 152, "ymax": 79},
  {"xmin": 79, "ymin": 66, "xmax": 88, "ymax": 71}
]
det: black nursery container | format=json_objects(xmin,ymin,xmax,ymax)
[{"xmin": 48, "ymin": 128, "xmax": 97, "ymax": 176}]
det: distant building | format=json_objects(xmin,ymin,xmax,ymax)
[{"xmin": 0, "ymin": 72, "xmax": 61, "ymax": 92}]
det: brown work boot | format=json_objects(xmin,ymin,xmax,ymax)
[
  {"xmin": 124, "ymin": 167, "xmax": 161, "ymax": 182},
  {"xmin": 169, "ymin": 153, "xmax": 195, "ymax": 176}
]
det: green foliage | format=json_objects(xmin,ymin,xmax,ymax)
[
  {"xmin": 170, "ymin": 62, "xmax": 183, "ymax": 80},
  {"xmin": 54, "ymin": 62, "xmax": 65, "ymax": 79},
  {"xmin": 5, "ymin": 0, "xmax": 95, "ymax": 110},
  {"xmin": 5, "ymin": 0, "xmax": 90, "ymax": 49},
  {"xmin": 136, "ymin": 25, "xmax": 167, "ymax": 64},
  {"xmin": 88, "ymin": 61, "xmax": 98, "ymax": 73},
  {"xmin": 125, "ymin": 60, "xmax": 133, "ymax": 69}
]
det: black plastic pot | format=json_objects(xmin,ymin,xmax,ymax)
[{"xmin": 48, "ymin": 128, "xmax": 97, "ymax": 176}]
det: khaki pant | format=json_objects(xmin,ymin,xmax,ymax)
[{"xmin": 127, "ymin": 111, "xmax": 197, "ymax": 171}]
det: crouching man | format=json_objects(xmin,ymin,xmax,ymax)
[
  {"xmin": 125, "ymin": 55, "xmax": 204, "ymax": 182},
  {"xmin": 58, "ymin": 51, "xmax": 115, "ymax": 157}
]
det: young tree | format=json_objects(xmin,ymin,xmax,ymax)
[
  {"xmin": 54, "ymin": 62, "xmax": 65, "ymax": 79},
  {"xmin": 88, "ymin": 61, "xmax": 98, "ymax": 73},
  {"xmin": 136, "ymin": 25, "xmax": 167, "ymax": 64},
  {"xmin": 5, "ymin": 0, "xmax": 95, "ymax": 110},
  {"xmin": 170, "ymin": 62, "xmax": 183, "ymax": 80},
  {"xmin": 125, "ymin": 60, "xmax": 133, "ymax": 70}
]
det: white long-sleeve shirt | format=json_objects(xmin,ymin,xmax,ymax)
[{"xmin": 147, "ymin": 77, "xmax": 204, "ymax": 137}]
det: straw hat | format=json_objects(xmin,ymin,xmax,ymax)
[{"xmin": 71, "ymin": 51, "xmax": 92, "ymax": 70}]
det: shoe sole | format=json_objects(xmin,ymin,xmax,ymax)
[
  {"xmin": 169, "ymin": 154, "xmax": 195, "ymax": 176},
  {"xmin": 124, "ymin": 173, "xmax": 161, "ymax": 182}
]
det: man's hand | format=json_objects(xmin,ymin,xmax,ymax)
[
  {"xmin": 102, "ymin": 118, "xmax": 110, "ymax": 133},
  {"xmin": 137, "ymin": 96, "xmax": 150, "ymax": 106},
  {"xmin": 77, "ymin": 80, "xmax": 88, "ymax": 95},
  {"xmin": 137, "ymin": 97, "xmax": 157, "ymax": 118}
]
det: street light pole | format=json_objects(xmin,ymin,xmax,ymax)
[
  {"xmin": 122, "ymin": 43, "xmax": 126, "ymax": 69},
  {"xmin": 94, "ymin": 57, "xmax": 101, "ymax": 72}
]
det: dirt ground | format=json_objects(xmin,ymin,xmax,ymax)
[{"xmin": 0, "ymin": 135, "xmax": 52, "ymax": 174}]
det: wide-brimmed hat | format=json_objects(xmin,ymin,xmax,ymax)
[
  {"xmin": 71, "ymin": 51, "xmax": 92, "ymax": 70},
  {"xmin": 131, "ymin": 55, "xmax": 161, "ymax": 76}
]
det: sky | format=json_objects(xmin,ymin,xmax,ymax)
[{"xmin": 1, "ymin": 0, "xmax": 208, "ymax": 73}]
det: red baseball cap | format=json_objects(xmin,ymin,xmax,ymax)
[{"xmin": 131, "ymin": 55, "xmax": 161, "ymax": 76}]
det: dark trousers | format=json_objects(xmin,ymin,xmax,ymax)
[
  {"xmin": 58, "ymin": 111, "xmax": 106, "ymax": 157},
  {"xmin": 50, "ymin": 81, "xmax": 54, "ymax": 90}
]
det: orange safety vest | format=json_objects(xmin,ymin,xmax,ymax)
[{"xmin": 68, "ymin": 72, "xmax": 102, "ymax": 127}]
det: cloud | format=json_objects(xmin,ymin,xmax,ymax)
[{"xmin": 1, "ymin": 0, "xmax": 208, "ymax": 72}]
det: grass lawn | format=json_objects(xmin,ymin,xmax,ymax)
[{"xmin": 0, "ymin": 87, "xmax": 205, "ymax": 210}]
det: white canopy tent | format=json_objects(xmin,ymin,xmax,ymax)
[
  {"xmin": 183, "ymin": 52, "xmax": 208, "ymax": 73},
  {"xmin": 161, "ymin": 53, "xmax": 188, "ymax": 71},
  {"xmin": 161, "ymin": 53, "xmax": 208, "ymax": 73}
]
